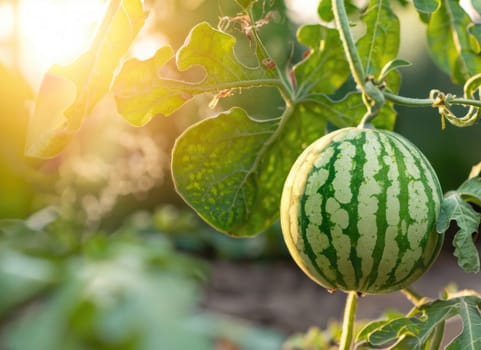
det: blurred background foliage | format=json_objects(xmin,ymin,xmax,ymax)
[
  {"xmin": 0, "ymin": 210, "xmax": 284, "ymax": 349},
  {"xmin": 0, "ymin": 0, "xmax": 480, "ymax": 349}
]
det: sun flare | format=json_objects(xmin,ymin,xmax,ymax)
[{"xmin": 1, "ymin": 0, "xmax": 106, "ymax": 87}]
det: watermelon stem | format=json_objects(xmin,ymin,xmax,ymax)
[
  {"xmin": 339, "ymin": 291, "xmax": 358, "ymax": 350},
  {"xmin": 358, "ymin": 80, "xmax": 385, "ymax": 128},
  {"xmin": 331, "ymin": 0, "xmax": 366, "ymax": 93},
  {"xmin": 401, "ymin": 287, "xmax": 423, "ymax": 306},
  {"xmin": 332, "ymin": 0, "xmax": 387, "ymax": 128}
]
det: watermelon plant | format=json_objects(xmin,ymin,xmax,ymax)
[{"xmin": 24, "ymin": 0, "xmax": 481, "ymax": 348}]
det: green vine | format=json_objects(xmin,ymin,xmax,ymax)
[
  {"xmin": 384, "ymin": 88, "xmax": 481, "ymax": 129},
  {"xmin": 331, "ymin": 0, "xmax": 481, "ymax": 129},
  {"xmin": 331, "ymin": 0, "xmax": 366, "ymax": 91}
]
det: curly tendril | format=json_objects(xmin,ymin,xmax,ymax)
[{"xmin": 430, "ymin": 89, "xmax": 480, "ymax": 129}]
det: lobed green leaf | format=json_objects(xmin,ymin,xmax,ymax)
[
  {"xmin": 426, "ymin": 0, "xmax": 481, "ymax": 85},
  {"xmin": 464, "ymin": 73, "xmax": 481, "ymax": 101},
  {"xmin": 113, "ymin": 22, "xmax": 276, "ymax": 126},
  {"xmin": 468, "ymin": 23, "xmax": 481, "ymax": 49},
  {"xmin": 378, "ymin": 58, "xmax": 412, "ymax": 82},
  {"xmin": 413, "ymin": 0, "xmax": 440, "ymax": 15},
  {"xmin": 355, "ymin": 311, "xmax": 407, "ymax": 346},
  {"xmin": 302, "ymin": 92, "xmax": 396, "ymax": 130},
  {"xmin": 437, "ymin": 191, "xmax": 480, "ymax": 273},
  {"xmin": 458, "ymin": 176, "xmax": 481, "ymax": 207},
  {"xmin": 176, "ymin": 22, "xmax": 272, "ymax": 83},
  {"xmin": 359, "ymin": 293, "xmax": 481, "ymax": 350},
  {"xmin": 364, "ymin": 318, "xmax": 425, "ymax": 349},
  {"xmin": 113, "ymin": 46, "xmax": 189, "ymax": 126},
  {"xmin": 317, "ymin": 0, "xmax": 359, "ymax": 22},
  {"xmin": 171, "ymin": 107, "xmax": 327, "ymax": 236},
  {"xmin": 356, "ymin": 0, "xmax": 400, "ymax": 91},
  {"xmin": 25, "ymin": 0, "xmax": 145, "ymax": 158},
  {"xmin": 446, "ymin": 295, "xmax": 481, "ymax": 349},
  {"xmin": 294, "ymin": 24, "xmax": 350, "ymax": 97}
]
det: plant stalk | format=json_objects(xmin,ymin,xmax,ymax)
[
  {"xmin": 384, "ymin": 91, "xmax": 481, "ymax": 109},
  {"xmin": 383, "ymin": 91, "xmax": 433, "ymax": 107},
  {"xmin": 401, "ymin": 287, "xmax": 423, "ymax": 306},
  {"xmin": 332, "ymin": 0, "xmax": 366, "ymax": 92},
  {"xmin": 448, "ymin": 97, "xmax": 481, "ymax": 108},
  {"xmin": 339, "ymin": 291, "xmax": 358, "ymax": 350}
]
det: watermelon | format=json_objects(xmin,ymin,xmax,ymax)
[{"xmin": 280, "ymin": 127, "xmax": 444, "ymax": 294}]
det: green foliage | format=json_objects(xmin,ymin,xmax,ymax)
[
  {"xmin": 0, "ymin": 65, "xmax": 35, "ymax": 218},
  {"xmin": 458, "ymin": 175, "xmax": 481, "ymax": 207},
  {"xmin": 282, "ymin": 315, "xmax": 395, "ymax": 350},
  {"xmin": 26, "ymin": 0, "xmax": 481, "ymax": 242},
  {"xmin": 356, "ymin": 0, "xmax": 400, "ymax": 89},
  {"xmin": 425, "ymin": 0, "xmax": 481, "ymax": 85},
  {"xmin": 0, "ymin": 211, "xmax": 283, "ymax": 350},
  {"xmin": 413, "ymin": 0, "xmax": 440, "ymax": 16},
  {"xmin": 113, "ymin": 46, "xmax": 180, "ymax": 126},
  {"xmin": 317, "ymin": 0, "xmax": 359, "ymax": 22},
  {"xmin": 378, "ymin": 58, "xmax": 412, "ymax": 82},
  {"xmin": 294, "ymin": 24, "xmax": 350, "ymax": 96},
  {"xmin": 19, "ymin": 1, "xmax": 481, "ymax": 348},
  {"xmin": 172, "ymin": 107, "xmax": 281, "ymax": 236},
  {"xmin": 172, "ymin": 106, "xmax": 327, "ymax": 236},
  {"xmin": 357, "ymin": 290, "xmax": 481, "ymax": 349},
  {"xmin": 113, "ymin": 21, "xmax": 276, "ymax": 126},
  {"xmin": 437, "ymin": 175, "xmax": 481, "ymax": 273},
  {"xmin": 283, "ymin": 325, "xmax": 342, "ymax": 350},
  {"xmin": 474, "ymin": 2, "xmax": 481, "ymax": 16},
  {"xmin": 235, "ymin": 0, "xmax": 256, "ymax": 10}
]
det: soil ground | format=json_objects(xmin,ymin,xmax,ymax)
[{"xmin": 201, "ymin": 247, "xmax": 481, "ymax": 341}]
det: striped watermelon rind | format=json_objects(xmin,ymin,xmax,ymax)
[{"xmin": 280, "ymin": 127, "xmax": 444, "ymax": 294}]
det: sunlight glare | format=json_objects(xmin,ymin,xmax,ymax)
[
  {"xmin": 286, "ymin": 0, "xmax": 319, "ymax": 23},
  {"xmin": 129, "ymin": 10, "xmax": 169, "ymax": 60},
  {"xmin": 18, "ymin": 0, "xmax": 105, "ymax": 87},
  {"xmin": 0, "ymin": 4, "xmax": 14, "ymax": 39}
]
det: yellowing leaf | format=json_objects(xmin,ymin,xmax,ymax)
[
  {"xmin": 26, "ymin": 0, "xmax": 145, "ymax": 158},
  {"xmin": 25, "ymin": 74, "xmax": 77, "ymax": 158},
  {"xmin": 469, "ymin": 161, "xmax": 481, "ymax": 179},
  {"xmin": 113, "ymin": 22, "xmax": 275, "ymax": 126},
  {"xmin": 176, "ymin": 22, "xmax": 269, "ymax": 83},
  {"xmin": 113, "ymin": 46, "xmax": 192, "ymax": 126}
]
